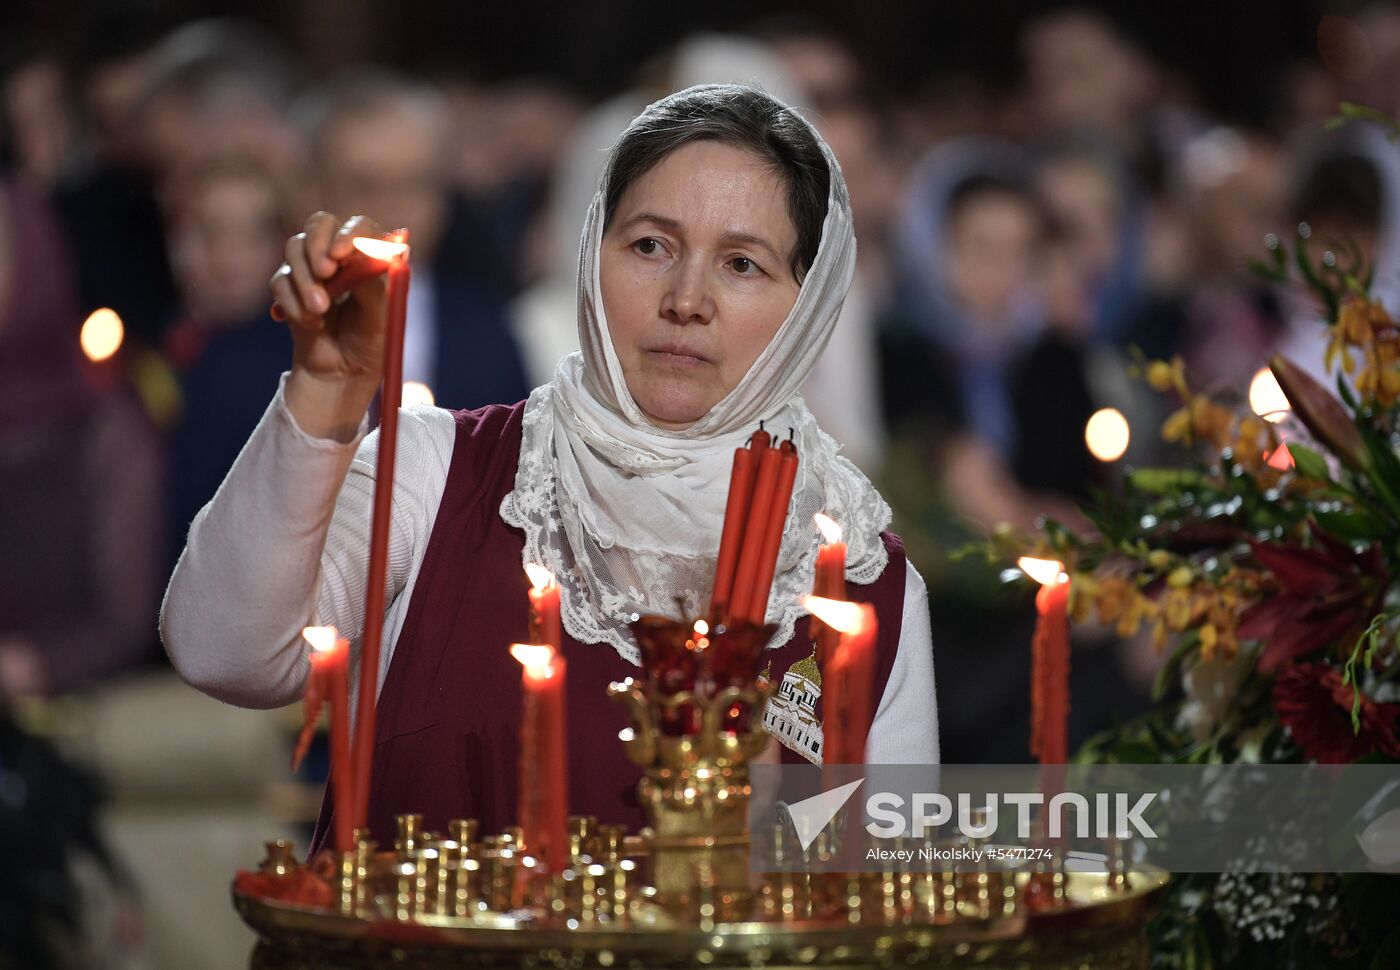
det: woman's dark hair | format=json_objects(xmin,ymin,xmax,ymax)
[{"xmin": 603, "ymin": 85, "xmax": 829, "ymax": 283}]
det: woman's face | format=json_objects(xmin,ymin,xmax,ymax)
[{"xmin": 600, "ymin": 140, "xmax": 802, "ymax": 429}]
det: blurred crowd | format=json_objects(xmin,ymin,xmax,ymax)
[{"xmin": 5, "ymin": 6, "xmax": 1400, "ymax": 762}]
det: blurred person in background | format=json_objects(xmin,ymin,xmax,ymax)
[
  {"xmin": 0, "ymin": 40, "xmax": 77, "ymax": 190},
  {"xmin": 1148, "ymin": 128, "xmax": 1290, "ymax": 393},
  {"xmin": 165, "ymin": 160, "xmax": 297, "ymax": 566},
  {"xmin": 761, "ymin": 19, "xmax": 901, "ymax": 470},
  {"xmin": 879, "ymin": 141, "xmax": 1144, "ymax": 761},
  {"xmin": 49, "ymin": 15, "xmax": 301, "ymax": 350},
  {"xmin": 1274, "ymin": 150, "xmax": 1387, "ymax": 387},
  {"xmin": 882, "ymin": 143, "xmax": 1094, "ymax": 534},
  {"xmin": 294, "ymin": 68, "xmax": 529, "ymax": 410},
  {"xmin": 130, "ymin": 18, "xmax": 303, "ymax": 223},
  {"xmin": 1032, "ymin": 139, "xmax": 1150, "ymax": 350},
  {"xmin": 433, "ymin": 71, "xmax": 583, "ymax": 298},
  {"xmin": 0, "ymin": 179, "xmax": 163, "ymax": 700},
  {"xmin": 1020, "ymin": 8, "xmax": 1165, "ymax": 172}
]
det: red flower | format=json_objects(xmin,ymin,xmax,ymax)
[
  {"xmin": 1237, "ymin": 527, "xmax": 1387, "ymax": 673},
  {"xmin": 1272, "ymin": 662, "xmax": 1400, "ymax": 763}
]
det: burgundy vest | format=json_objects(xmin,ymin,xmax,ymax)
[{"xmin": 316, "ymin": 402, "xmax": 906, "ymax": 850}]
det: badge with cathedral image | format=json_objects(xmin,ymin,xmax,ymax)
[{"xmin": 762, "ymin": 647, "xmax": 824, "ymax": 763}]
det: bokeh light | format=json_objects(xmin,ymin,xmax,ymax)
[
  {"xmin": 1085, "ymin": 408, "xmax": 1130, "ymax": 462},
  {"xmin": 79, "ymin": 307, "xmax": 124, "ymax": 362},
  {"xmin": 1249, "ymin": 368, "xmax": 1291, "ymax": 423}
]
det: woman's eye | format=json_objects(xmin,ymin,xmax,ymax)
[
  {"xmin": 634, "ymin": 238, "xmax": 662, "ymax": 256},
  {"xmin": 730, "ymin": 256, "xmax": 757, "ymax": 276}
]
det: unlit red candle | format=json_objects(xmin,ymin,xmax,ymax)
[
  {"xmin": 710, "ymin": 445, "xmax": 757, "ymax": 617},
  {"xmin": 750, "ymin": 441, "xmax": 799, "ymax": 625}
]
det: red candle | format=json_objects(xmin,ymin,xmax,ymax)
[
  {"xmin": 352, "ymin": 230, "xmax": 411, "ymax": 831},
  {"xmin": 511, "ymin": 643, "xmax": 569, "ymax": 872},
  {"xmin": 728, "ymin": 442, "xmax": 784, "ymax": 624},
  {"xmin": 804, "ymin": 597, "xmax": 877, "ymax": 765},
  {"xmin": 811, "ymin": 513, "xmax": 847, "ymax": 662},
  {"xmin": 525, "ymin": 563, "xmax": 562, "ymax": 650},
  {"xmin": 710, "ymin": 442, "xmax": 758, "ymax": 618},
  {"xmin": 300, "ymin": 626, "xmax": 355, "ymax": 853},
  {"xmin": 749, "ymin": 442, "xmax": 799, "ymax": 624},
  {"xmin": 1019, "ymin": 557, "xmax": 1071, "ymax": 765}
]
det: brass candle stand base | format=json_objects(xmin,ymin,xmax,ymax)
[
  {"xmin": 236, "ymin": 822, "xmax": 1167, "ymax": 969},
  {"xmin": 235, "ymin": 615, "xmax": 1166, "ymax": 966}
]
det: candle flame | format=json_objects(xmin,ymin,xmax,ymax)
[
  {"xmin": 1266, "ymin": 443, "xmax": 1296, "ymax": 470},
  {"xmin": 1249, "ymin": 367, "xmax": 1291, "ymax": 423},
  {"xmin": 803, "ymin": 595, "xmax": 865, "ymax": 634},
  {"xmin": 302, "ymin": 625, "xmax": 339, "ymax": 653},
  {"xmin": 814, "ymin": 512, "xmax": 843, "ymax": 544},
  {"xmin": 525, "ymin": 563, "xmax": 556, "ymax": 590},
  {"xmin": 351, "ymin": 236, "xmax": 411, "ymax": 261},
  {"xmin": 80, "ymin": 308, "xmax": 124, "ymax": 362},
  {"xmin": 511, "ymin": 643, "xmax": 557, "ymax": 678},
  {"xmin": 1084, "ymin": 408, "xmax": 1130, "ymax": 462},
  {"xmin": 693, "ymin": 619, "xmax": 709, "ymax": 637},
  {"xmin": 1017, "ymin": 556, "xmax": 1067, "ymax": 587}
]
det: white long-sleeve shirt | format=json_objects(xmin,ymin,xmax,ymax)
[{"xmin": 160, "ymin": 375, "xmax": 940, "ymax": 764}]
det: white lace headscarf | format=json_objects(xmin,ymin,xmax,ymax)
[{"xmin": 501, "ymin": 83, "xmax": 892, "ymax": 663}]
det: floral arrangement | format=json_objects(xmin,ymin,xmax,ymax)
[{"xmin": 972, "ymin": 226, "xmax": 1400, "ymax": 964}]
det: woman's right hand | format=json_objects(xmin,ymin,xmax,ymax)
[{"xmin": 272, "ymin": 212, "xmax": 391, "ymax": 440}]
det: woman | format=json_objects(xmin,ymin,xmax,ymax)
[{"xmin": 161, "ymin": 85, "xmax": 938, "ymax": 845}]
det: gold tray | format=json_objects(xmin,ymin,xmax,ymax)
[{"xmin": 235, "ymin": 868, "xmax": 1168, "ymax": 969}]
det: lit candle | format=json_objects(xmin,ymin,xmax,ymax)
[
  {"xmin": 803, "ymin": 596, "xmax": 877, "ymax": 765},
  {"xmin": 511, "ymin": 643, "xmax": 569, "ymax": 872},
  {"xmin": 351, "ymin": 230, "xmax": 412, "ymax": 832},
  {"xmin": 1018, "ymin": 557, "xmax": 1071, "ymax": 765},
  {"xmin": 298, "ymin": 626, "xmax": 355, "ymax": 853},
  {"xmin": 269, "ymin": 233, "xmax": 411, "ymax": 320},
  {"xmin": 811, "ymin": 514, "xmax": 847, "ymax": 662},
  {"xmin": 525, "ymin": 563, "xmax": 562, "ymax": 651}
]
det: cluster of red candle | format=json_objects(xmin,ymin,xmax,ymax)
[{"xmin": 711, "ymin": 425, "xmax": 800, "ymax": 626}]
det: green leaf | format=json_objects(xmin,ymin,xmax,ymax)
[
  {"xmin": 1129, "ymin": 468, "xmax": 1202, "ymax": 494},
  {"xmin": 1312, "ymin": 508, "xmax": 1385, "ymax": 543},
  {"xmin": 1152, "ymin": 632, "xmax": 1200, "ymax": 703},
  {"xmin": 1288, "ymin": 443, "xmax": 1332, "ymax": 481},
  {"xmin": 1338, "ymin": 370, "xmax": 1360, "ymax": 410}
]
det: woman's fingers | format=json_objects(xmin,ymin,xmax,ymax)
[
  {"xmin": 303, "ymin": 211, "xmax": 340, "ymax": 279},
  {"xmin": 270, "ymin": 264, "xmax": 314, "ymax": 328},
  {"xmin": 329, "ymin": 214, "xmax": 387, "ymax": 261},
  {"xmin": 284, "ymin": 233, "xmax": 329, "ymax": 316}
]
